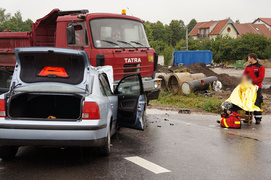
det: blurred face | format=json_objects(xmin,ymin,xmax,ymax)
[{"xmin": 241, "ymin": 75, "xmax": 249, "ymax": 83}]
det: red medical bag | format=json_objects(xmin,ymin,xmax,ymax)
[{"xmin": 220, "ymin": 111, "xmax": 241, "ymax": 129}]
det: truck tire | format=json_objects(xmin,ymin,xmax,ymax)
[
  {"xmin": 98, "ymin": 128, "xmax": 111, "ymax": 156},
  {"xmin": 0, "ymin": 146, "xmax": 19, "ymax": 160}
]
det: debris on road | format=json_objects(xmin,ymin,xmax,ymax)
[{"xmin": 178, "ymin": 110, "xmax": 191, "ymax": 114}]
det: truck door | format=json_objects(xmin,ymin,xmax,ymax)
[{"xmin": 114, "ymin": 74, "xmax": 145, "ymax": 130}]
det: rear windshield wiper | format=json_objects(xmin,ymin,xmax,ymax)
[{"xmin": 117, "ymin": 40, "xmax": 138, "ymax": 50}]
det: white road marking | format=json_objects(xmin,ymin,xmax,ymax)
[{"xmin": 125, "ymin": 156, "xmax": 171, "ymax": 174}]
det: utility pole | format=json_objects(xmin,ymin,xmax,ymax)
[
  {"xmin": 186, "ymin": 25, "xmax": 188, "ymax": 51},
  {"xmin": 181, "ymin": 25, "xmax": 189, "ymax": 50}
]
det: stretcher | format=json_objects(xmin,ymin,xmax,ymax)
[{"xmin": 238, "ymin": 111, "xmax": 253, "ymax": 126}]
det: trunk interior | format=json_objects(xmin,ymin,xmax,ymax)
[{"xmin": 8, "ymin": 93, "xmax": 83, "ymax": 120}]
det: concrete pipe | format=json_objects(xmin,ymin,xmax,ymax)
[
  {"xmin": 155, "ymin": 73, "xmax": 164, "ymax": 79},
  {"xmin": 155, "ymin": 73, "xmax": 171, "ymax": 91},
  {"xmin": 168, "ymin": 73, "xmax": 194, "ymax": 94},
  {"xmin": 181, "ymin": 76, "xmax": 218, "ymax": 95}
]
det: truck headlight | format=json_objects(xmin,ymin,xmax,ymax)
[{"xmin": 154, "ymin": 81, "xmax": 158, "ymax": 89}]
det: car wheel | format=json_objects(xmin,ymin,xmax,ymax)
[
  {"xmin": 0, "ymin": 146, "xmax": 19, "ymax": 160},
  {"xmin": 99, "ymin": 128, "xmax": 111, "ymax": 156}
]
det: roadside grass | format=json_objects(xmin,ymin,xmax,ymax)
[{"xmin": 152, "ymin": 91, "xmax": 224, "ymax": 114}]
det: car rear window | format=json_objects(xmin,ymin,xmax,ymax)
[{"xmin": 18, "ymin": 52, "xmax": 85, "ymax": 85}]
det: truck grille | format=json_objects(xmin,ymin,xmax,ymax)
[{"xmin": 123, "ymin": 63, "xmax": 141, "ymax": 73}]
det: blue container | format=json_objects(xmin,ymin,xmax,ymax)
[{"xmin": 173, "ymin": 50, "xmax": 213, "ymax": 66}]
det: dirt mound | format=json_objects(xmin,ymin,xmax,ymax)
[
  {"xmin": 158, "ymin": 63, "xmax": 239, "ymax": 90},
  {"xmin": 244, "ymin": 59, "xmax": 271, "ymax": 68},
  {"xmin": 263, "ymin": 86, "xmax": 271, "ymax": 95}
]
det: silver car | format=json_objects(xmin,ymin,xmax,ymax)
[{"xmin": 0, "ymin": 47, "xmax": 146, "ymax": 159}]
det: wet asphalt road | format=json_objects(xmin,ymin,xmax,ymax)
[{"xmin": 1, "ymin": 109, "xmax": 271, "ymax": 180}]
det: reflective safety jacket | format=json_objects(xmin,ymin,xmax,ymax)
[{"xmin": 220, "ymin": 112, "xmax": 241, "ymax": 129}]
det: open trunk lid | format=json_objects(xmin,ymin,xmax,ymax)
[{"xmin": 13, "ymin": 47, "xmax": 90, "ymax": 92}]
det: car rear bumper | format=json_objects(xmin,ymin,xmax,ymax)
[
  {"xmin": 0, "ymin": 138, "xmax": 106, "ymax": 147},
  {"xmin": 0, "ymin": 120, "xmax": 108, "ymax": 147}
]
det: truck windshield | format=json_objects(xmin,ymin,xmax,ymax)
[{"xmin": 90, "ymin": 18, "xmax": 150, "ymax": 48}]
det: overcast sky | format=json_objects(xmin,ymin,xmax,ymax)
[{"xmin": 1, "ymin": 0, "xmax": 270, "ymax": 25}]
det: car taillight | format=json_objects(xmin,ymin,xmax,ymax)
[
  {"xmin": 0, "ymin": 99, "xmax": 6, "ymax": 117},
  {"xmin": 82, "ymin": 102, "xmax": 100, "ymax": 120}
]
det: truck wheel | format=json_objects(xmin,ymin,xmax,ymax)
[
  {"xmin": 98, "ymin": 128, "xmax": 111, "ymax": 156},
  {"xmin": 0, "ymin": 146, "xmax": 19, "ymax": 160},
  {"xmin": 144, "ymin": 94, "xmax": 150, "ymax": 106}
]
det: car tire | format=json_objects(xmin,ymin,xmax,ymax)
[
  {"xmin": 98, "ymin": 128, "xmax": 111, "ymax": 156},
  {"xmin": 0, "ymin": 146, "xmax": 19, "ymax": 160}
]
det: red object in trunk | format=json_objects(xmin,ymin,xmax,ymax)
[{"xmin": 38, "ymin": 67, "xmax": 68, "ymax": 77}]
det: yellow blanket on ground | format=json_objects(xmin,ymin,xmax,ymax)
[{"xmin": 225, "ymin": 82, "xmax": 261, "ymax": 112}]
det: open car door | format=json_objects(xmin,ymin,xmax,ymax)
[{"xmin": 114, "ymin": 74, "xmax": 145, "ymax": 130}]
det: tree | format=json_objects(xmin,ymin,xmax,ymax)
[
  {"xmin": 169, "ymin": 20, "xmax": 185, "ymax": 46},
  {"xmin": 0, "ymin": 8, "xmax": 11, "ymax": 24},
  {"xmin": 0, "ymin": 10, "xmax": 33, "ymax": 32},
  {"xmin": 187, "ymin": 19, "xmax": 197, "ymax": 34},
  {"xmin": 151, "ymin": 21, "xmax": 167, "ymax": 42},
  {"xmin": 144, "ymin": 21, "xmax": 153, "ymax": 42}
]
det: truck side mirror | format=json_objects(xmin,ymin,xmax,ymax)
[{"xmin": 66, "ymin": 25, "xmax": 75, "ymax": 44}]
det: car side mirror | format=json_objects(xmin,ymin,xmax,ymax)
[{"xmin": 66, "ymin": 25, "xmax": 75, "ymax": 44}]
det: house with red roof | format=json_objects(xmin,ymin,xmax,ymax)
[
  {"xmin": 189, "ymin": 19, "xmax": 239, "ymax": 40},
  {"xmin": 235, "ymin": 23, "xmax": 271, "ymax": 38},
  {"xmin": 253, "ymin": 18, "xmax": 271, "ymax": 31}
]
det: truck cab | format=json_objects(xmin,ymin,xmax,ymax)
[{"xmin": 0, "ymin": 9, "xmax": 160, "ymax": 100}]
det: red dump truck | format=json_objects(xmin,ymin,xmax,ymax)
[{"xmin": 0, "ymin": 9, "xmax": 160, "ymax": 100}]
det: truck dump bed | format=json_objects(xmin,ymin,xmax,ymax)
[
  {"xmin": 0, "ymin": 32, "xmax": 31, "ymax": 69},
  {"xmin": 0, "ymin": 9, "xmax": 60, "ymax": 70}
]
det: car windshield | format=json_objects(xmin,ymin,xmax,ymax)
[{"xmin": 90, "ymin": 18, "xmax": 150, "ymax": 48}]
